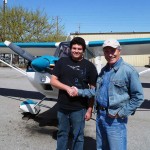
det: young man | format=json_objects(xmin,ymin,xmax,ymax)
[
  {"xmin": 70, "ymin": 39, "xmax": 144, "ymax": 150},
  {"xmin": 50, "ymin": 37, "xmax": 98, "ymax": 150}
]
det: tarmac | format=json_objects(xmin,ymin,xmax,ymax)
[{"xmin": 0, "ymin": 67, "xmax": 150, "ymax": 150}]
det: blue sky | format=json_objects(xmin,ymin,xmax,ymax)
[{"xmin": 1, "ymin": 0, "xmax": 150, "ymax": 34}]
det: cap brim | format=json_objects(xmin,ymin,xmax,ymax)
[{"xmin": 103, "ymin": 45, "xmax": 121, "ymax": 50}]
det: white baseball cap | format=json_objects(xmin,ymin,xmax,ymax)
[{"xmin": 102, "ymin": 39, "xmax": 121, "ymax": 50}]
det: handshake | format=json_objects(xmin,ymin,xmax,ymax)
[{"xmin": 67, "ymin": 86, "xmax": 78, "ymax": 97}]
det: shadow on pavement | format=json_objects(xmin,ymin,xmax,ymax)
[
  {"xmin": 142, "ymin": 83, "xmax": 150, "ymax": 88},
  {"xmin": 84, "ymin": 137, "xmax": 96, "ymax": 150},
  {"xmin": 0, "ymin": 87, "xmax": 44, "ymax": 99},
  {"xmin": 0, "ymin": 87, "xmax": 57, "ymax": 102},
  {"xmin": 140, "ymin": 99, "xmax": 150, "ymax": 110},
  {"xmin": 34, "ymin": 103, "xmax": 59, "ymax": 127}
]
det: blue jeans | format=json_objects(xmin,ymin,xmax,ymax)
[
  {"xmin": 96, "ymin": 110, "xmax": 128, "ymax": 150},
  {"xmin": 56, "ymin": 109, "xmax": 86, "ymax": 150}
]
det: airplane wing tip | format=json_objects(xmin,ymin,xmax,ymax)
[{"xmin": 4, "ymin": 40, "xmax": 11, "ymax": 46}]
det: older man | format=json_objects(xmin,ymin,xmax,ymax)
[{"xmin": 70, "ymin": 39, "xmax": 144, "ymax": 150}]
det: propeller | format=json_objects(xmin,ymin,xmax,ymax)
[
  {"xmin": 4, "ymin": 40, "xmax": 35, "ymax": 62},
  {"xmin": 4, "ymin": 40, "xmax": 59, "ymax": 73}
]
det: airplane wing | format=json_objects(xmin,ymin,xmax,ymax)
[
  {"xmin": 86, "ymin": 37, "xmax": 150, "ymax": 57},
  {"xmin": 1, "ymin": 37, "xmax": 150, "ymax": 57},
  {"xmin": 0, "ymin": 41, "xmax": 60, "ymax": 56}
]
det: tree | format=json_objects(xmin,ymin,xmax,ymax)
[{"xmin": 0, "ymin": 6, "xmax": 66, "ymax": 42}]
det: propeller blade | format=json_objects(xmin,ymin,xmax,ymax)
[{"xmin": 4, "ymin": 40, "xmax": 35, "ymax": 62}]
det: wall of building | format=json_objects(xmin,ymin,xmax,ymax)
[
  {"xmin": 70, "ymin": 32, "xmax": 150, "ymax": 66},
  {"xmin": 70, "ymin": 32, "xmax": 150, "ymax": 41},
  {"xmin": 101, "ymin": 55, "xmax": 150, "ymax": 66}
]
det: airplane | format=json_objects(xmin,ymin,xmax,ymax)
[{"xmin": 0, "ymin": 37, "xmax": 150, "ymax": 115}]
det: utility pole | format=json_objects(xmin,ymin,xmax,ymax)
[
  {"xmin": 3, "ymin": 0, "xmax": 7, "ymax": 11},
  {"xmin": 3, "ymin": 0, "xmax": 7, "ymax": 41}
]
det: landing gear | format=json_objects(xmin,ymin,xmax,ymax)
[{"xmin": 19, "ymin": 97, "xmax": 46, "ymax": 115}]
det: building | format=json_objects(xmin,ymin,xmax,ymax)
[{"xmin": 69, "ymin": 32, "xmax": 150, "ymax": 67}]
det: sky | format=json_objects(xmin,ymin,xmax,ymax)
[{"xmin": 1, "ymin": 0, "xmax": 150, "ymax": 34}]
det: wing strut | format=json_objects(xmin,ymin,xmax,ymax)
[
  {"xmin": 139, "ymin": 68, "xmax": 150, "ymax": 75},
  {"xmin": 0, "ymin": 59, "xmax": 27, "ymax": 76}
]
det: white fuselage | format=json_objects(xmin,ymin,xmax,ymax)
[{"xmin": 26, "ymin": 71, "xmax": 58, "ymax": 99}]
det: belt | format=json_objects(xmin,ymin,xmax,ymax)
[{"xmin": 97, "ymin": 105, "xmax": 108, "ymax": 111}]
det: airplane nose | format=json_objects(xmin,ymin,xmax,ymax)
[{"xmin": 31, "ymin": 57, "xmax": 50, "ymax": 72}]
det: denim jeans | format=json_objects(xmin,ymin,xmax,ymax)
[
  {"xmin": 96, "ymin": 110, "xmax": 128, "ymax": 150},
  {"xmin": 56, "ymin": 108, "xmax": 86, "ymax": 150}
]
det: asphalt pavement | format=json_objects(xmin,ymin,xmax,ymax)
[{"xmin": 0, "ymin": 67, "xmax": 150, "ymax": 150}]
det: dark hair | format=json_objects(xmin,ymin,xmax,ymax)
[{"xmin": 70, "ymin": 37, "xmax": 86, "ymax": 51}]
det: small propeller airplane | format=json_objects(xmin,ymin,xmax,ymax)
[{"xmin": 0, "ymin": 37, "xmax": 150, "ymax": 115}]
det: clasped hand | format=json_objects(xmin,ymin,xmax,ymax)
[{"xmin": 67, "ymin": 86, "xmax": 78, "ymax": 97}]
